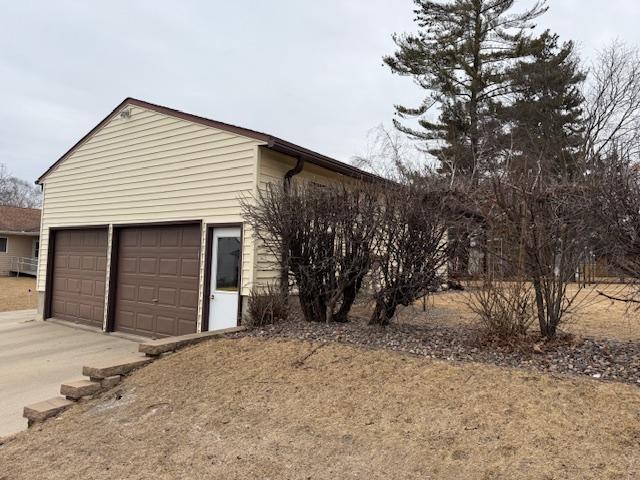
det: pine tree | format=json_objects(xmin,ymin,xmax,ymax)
[
  {"xmin": 384, "ymin": 0, "xmax": 548, "ymax": 179},
  {"xmin": 498, "ymin": 31, "xmax": 586, "ymax": 178}
]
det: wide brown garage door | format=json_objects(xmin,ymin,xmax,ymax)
[
  {"xmin": 51, "ymin": 228, "xmax": 108, "ymax": 327},
  {"xmin": 113, "ymin": 224, "xmax": 201, "ymax": 338}
]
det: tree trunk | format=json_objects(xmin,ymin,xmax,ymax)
[
  {"xmin": 532, "ymin": 276, "xmax": 549, "ymax": 337},
  {"xmin": 334, "ymin": 279, "xmax": 360, "ymax": 323},
  {"xmin": 298, "ymin": 289, "xmax": 326, "ymax": 323},
  {"xmin": 368, "ymin": 300, "xmax": 396, "ymax": 326}
]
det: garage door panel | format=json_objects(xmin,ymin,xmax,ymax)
[
  {"xmin": 79, "ymin": 304, "xmax": 92, "ymax": 320},
  {"xmin": 120, "ymin": 258, "xmax": 137, "ymax": 273},
  {"xmin": 179, "ymin": 289, "xmax": 198, "ymax": 308},
  {"xmin": 182, "ymin": 228, "xmax": 201, "ymax": 246},
  {"xmin": 82, "ymin": 256, "xmax": 96, "ymax": 270},
  {"xmin": 181, "ymin": 258, "xmax": 199, "ymax": 276},
  {"xmin": 137, "ymin": 285, "xmax": 155, "ymax": 303},
  {"xmin": 80, "ymin": 279, "xmax": 95, "ymax": 295},
  {"xmin": 51, "ymin": 228, "xmax": 108, "ymax": 328},
  {"xmin": 118, "ymin": 284, "xmax": 136, "ymax": 301},
  {"xmin": 97, "ymin": 257, "xmax": 107, "ymax": 271},
  {"xmin": 66, "ymin": 302, "xmax": 79, "ymax": 318},
  {"xmin": 114, "ymin": 224, "xmax": 200, "ymax": 338},
  {"xmin": 52, "ymin": 299, "xmax": 65, "ymax": 314},
  {"xmin": 158, "ymin": 287, "xmax": 176, "ymax": 306},
  {"xmin": 94, "ymin": 306, "xmax": 104, "ymax": 322},
  {"xmin": 141, "ymin": 230, "xmax": 159, "ymax": 246},
  {"xmin": 68, "ymin": 255, "xmax": 81, "ymax": 269},
  {"xmin": 177, "ymin": 318, "xmax": 196, "ymax": 336},
  {"xmin": 136, "ymin": 312, "xmax": 154, "ymax": 332},
  {"xmin": 160, "ymin": 229, "xmax": 179, "ymax": 246},
  {"xmin": 139, "ymin": 258, "xmax": 157, "ymax": 274},
  {"xmin": 156, "ymin": 316, "xmax": 176, "ymax": 335},
  {"xmin": 117, "ymin": 310, "xmax": 135, "ymax": 328},
  {"xmin": 159, "ymin": 259, "xmax": 178, "ymax": 275},
  {"xmin": 121, "ymin": 232, "xmax": 138, "ymax": 247}
]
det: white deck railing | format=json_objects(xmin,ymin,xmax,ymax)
[{"xmin": 10, "ymin": 256, "xmax": 38, "ymax": 276}]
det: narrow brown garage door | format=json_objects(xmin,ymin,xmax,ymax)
[
  {"xmin": 113, "ymin": 224, "xmax": 201, "ymax": 338},
  {"xmin": 51, "ymin": 228, "xmax": 108, "ymax": 327}
]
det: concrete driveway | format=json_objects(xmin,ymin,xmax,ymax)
[{"xmin": 0, "ymin": 310, "xmax": 138, "ymax": 437}]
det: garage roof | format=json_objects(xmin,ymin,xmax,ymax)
[{"xmin": 37, "ymin": 98, "xmax": 384, "ymax": 185}]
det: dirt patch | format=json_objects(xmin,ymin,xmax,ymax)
[
  {"xmin": 0, "ymin": 276, "xmax": 37, "ymax": 311},
  {"xmin": 1, "ymin": 337, "xmax": 639, "ymax": 479}
]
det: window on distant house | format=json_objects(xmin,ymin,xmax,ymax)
[
  {"xmin": 0, "ymin": 237, "xmax": 7, "ymax": 253},
  {"xmin": 33, "ymin": 240, "xmax": 39, "ymax": 259}
]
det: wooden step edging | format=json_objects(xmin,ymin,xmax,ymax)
[
  {"xmin": 23, "ymin": 397, "xmax": 74, "ymax": 427},
  {"xmin": 60, "ymin": 379, "xmax": 102, "ymax": 400},
  {"xmin": 139, "ymin": 326, "xmax": 246, "ymax": 356},
  {"xmin": 82, "ymin": 355, "xmax": 154, "ymax": 379},
  {"xmin": 24, "ymin": 327, "xmax": 246, "ymax": 428}
]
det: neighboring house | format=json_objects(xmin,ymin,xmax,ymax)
[
  {"xmin": 35, "ymin": 98, "xmax": 378, "ymax": 339},
  {"xmin": 0, "ymin": 205, "xmax": 41, "ymax": 277}
]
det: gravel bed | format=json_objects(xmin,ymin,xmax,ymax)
[{"xmin": 244, "ymin": 317, "xmax": 640, "ymax": 386}]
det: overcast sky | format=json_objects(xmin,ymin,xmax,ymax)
[{"xmin": 1, "ymin": 1, "xmax": 639, "ymax": 182}]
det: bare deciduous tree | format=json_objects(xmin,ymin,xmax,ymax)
[
  {"xmin": 0, "ymin": 164, "xmax": 42, "ymax": 208},
  {"xmin": 588, "ymin": 156, "xmax": 640, "ymax": 304},
  {"xmin": 583, "ymin": 42, "xmax": 640, "ymax": 162}
]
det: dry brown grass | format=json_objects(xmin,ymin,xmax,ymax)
[
  {"xmin": 1, "ymin": 337, "xmax": 639, "ymax": 479},
  {"xmin": 0, "ymin": 276, "xmax": 37, "ymax": 312},
  {"xmin": 391, "ymin": 283, "xmax": 640, "ymax": 341}
]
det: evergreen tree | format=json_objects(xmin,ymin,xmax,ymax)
[
  {"xmin": 498, "ymin": 31, "xmax": 586, "ymax": 177},
  {"xmin": 384, "ymin": 0, "xmax": 548, "ymax": 179}
]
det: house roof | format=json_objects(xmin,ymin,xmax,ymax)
[
  {"xmin": 37, "ymin": 98, "xmax": 384, "ymax": 185},
  {"xmin": 0, "ymin": 205, "xmax": 41, "ymax": 233}
]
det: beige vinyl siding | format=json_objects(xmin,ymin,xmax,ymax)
[
  {"xmin": 253, "ymin": 148, "xmax": 351, "ymax": 288},
  {"xmin": 0, "ymin": 235, "xmax": 36, "ymax": 276},
  {"xmin": 37, "ymin": 104, "xmax": 265, "ymax": 322}
]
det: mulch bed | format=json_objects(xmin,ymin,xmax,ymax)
[{"xmin": 244, "ymin": 316, "xmax": 640, "ymax": 387}]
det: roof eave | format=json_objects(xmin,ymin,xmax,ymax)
[
  {"xmin": 265, "ymin": 138, "xmax": 386, "ymax": 183},
  {"xmin": 0, "ymin": 230, "xmax": 40, "ymax": 236}
]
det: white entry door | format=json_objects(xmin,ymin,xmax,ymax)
[{"xmin": 208, "ymin": 227, "xmax": 242, "ymax": 331}]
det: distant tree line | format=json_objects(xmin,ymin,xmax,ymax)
[{"xmin": 0, "ymin": 163, "xmax": 42, "ymax": 208}]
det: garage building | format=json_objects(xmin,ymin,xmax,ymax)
[{"xmin": 36, "ymin": 98, "xmax": 377, "ymax": 338}]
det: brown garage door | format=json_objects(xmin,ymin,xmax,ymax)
[
  {"xmin": 113, "ymin": 224, "xmax": 201, "ymax": 338},
  {"xmin": 51, "ymin": 228, "xmax": 108, "ymax": 327}
]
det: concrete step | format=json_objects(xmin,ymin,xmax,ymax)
[
  {"xmin": 60, "ymin": 379, "xmax": 102, "ymax": 400},
  {"xmin": 139, "ymin": 326, "xmax": 246, "ymax": 356},
  {"xmin": 23, "ymin": 397, "xmax": 74, "ymax": 425},
  {"xmin": 82, "ymin": 355, "xmax": 153, "ymax": 379}
]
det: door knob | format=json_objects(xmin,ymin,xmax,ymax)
[{"xmin": 210, "ymin": 294, "xmax": 215, "ymax": 299}]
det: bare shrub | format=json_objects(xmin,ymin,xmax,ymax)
[
  {"xmin": 243, "ymin": 182, "xmax": 381, "ymax": 323},
  {"xmin": 467, "ymin": 281, "xmax": 535, "ymax": 340},
  {"xmin": 484, "ymin": 176, "xmax": 592, "ymax": 337},
  {"xmin": 246, "ymin": 284, "xmax": 289, "ymax": 327},
  {"xmin": 368, "ymin": 179, "xmax": 461, "ymax": 325}
]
